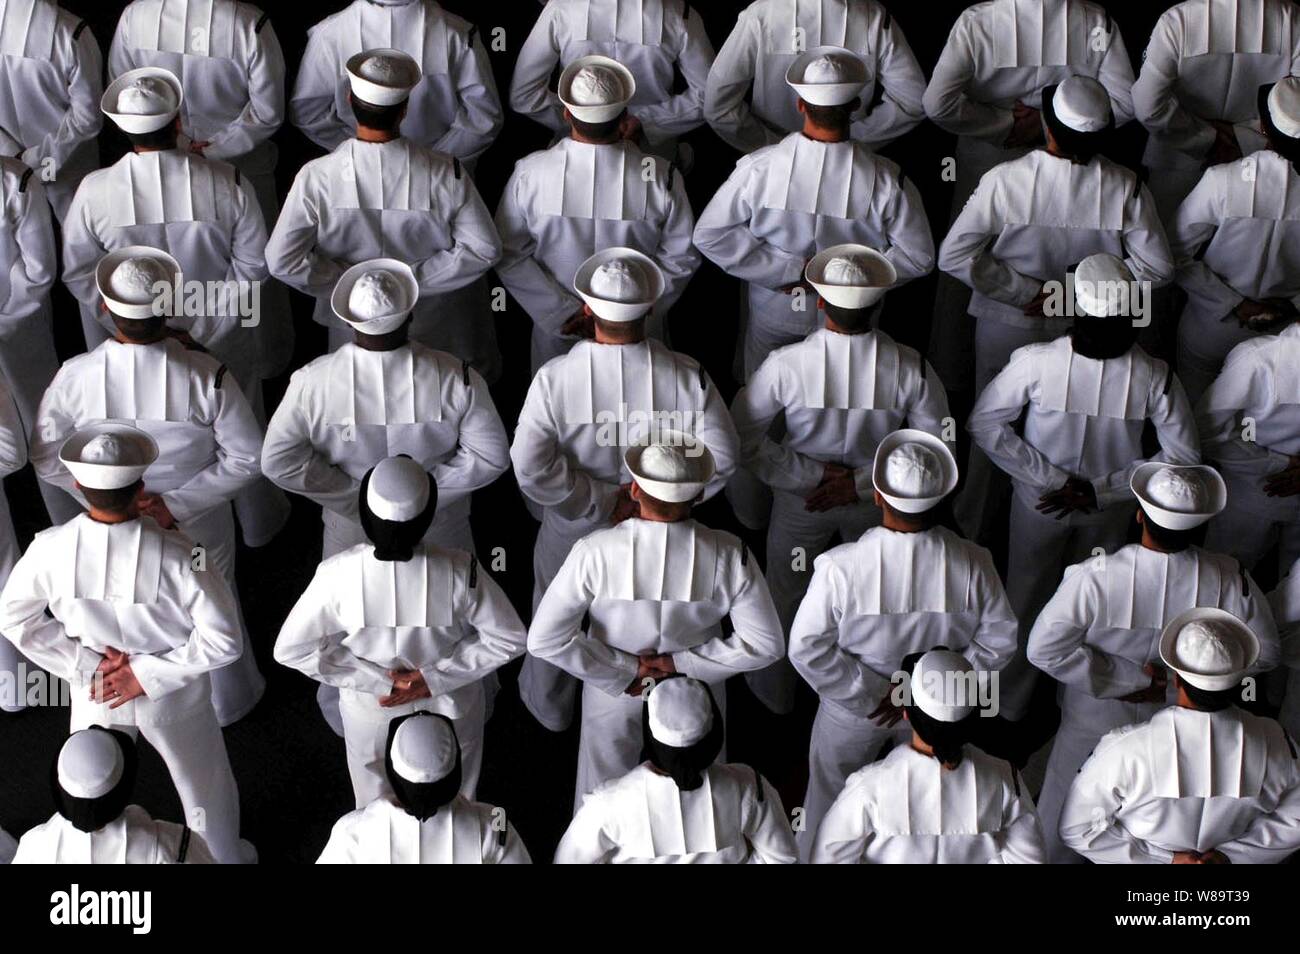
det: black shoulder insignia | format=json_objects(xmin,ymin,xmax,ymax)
[
  {"xmin": 667, "ymin": 160, "xmax": 678, "ymax": 187},
  {"xmin": 255, "ymin": 12, "xmax": 270, "ymax": 34},
  {"xmin": 73, "ymin": 20, "xmax": 89, "ymax": 40},
  {"xmin": 467, "ymin": 24, "xmax": 478, "ymax": 47},
  {"xmin": 698, "ymin": 363, "xmax": 706, "ymax": 390},
  {"xmin": 234, "ymin": 168, "xmax": 242, "ymax": 186},
  {"xmin": 453, "ymin": 157, "xmax": 463, "ymax": 180},
  {"xmin": 741, "ymin": 546, "xmax": 750, "ymax": 567},
  {"xmin": 882, "ymin": 10, "xmax": 891, "ymax": 30},
  {"xmin": 177, "ymin": 827, "xmax": 192, "ymax": 863},
  {"xmin": 1103, "ymin": 10, "xmax": 1112, "ymax": 32},
  {"xmin": 461, "ymin": 359, "xmax": 471, "ymax": 385},
  {"xmin": 1241, "ymin": 564, "xmax": 1250, "ymax": 596},
  {"xmin": 683, "ymin": 4, "xmax": 693, "ymax": 22},
  {"xmin": 753, "ymin": 767, "xmax": 764, "ymax": 802},
  {"xmin": 1009, "ymin": 765, "xmax": 1021, "ymax": 797},
  {"xmin": 1284, "ymin": 729, "xmax": 1298, "ymax": 760},
  {"xmin": 215, "ymin": 365, "xmax": 229, "ymax": 389},
  {"xmin": 18, "ymin": 168, "xmax": 34, "ymax": 193},
  {"xmin": 1161, "ymin": 365, "xmax": 1173, "ymax": 396},
  {"xmin": 496, "ymin": 825, "xmax": 507, "ymax": 847},
  {"xmin": 468, "ymin": 555, "xmax": 478, "ymax": 589}
]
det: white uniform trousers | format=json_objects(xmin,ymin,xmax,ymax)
[
  {"xmin": 750, "ymin": 489, "xmax": 879, "ymax": 715},
  {"xmin": 327, "ymin": 279, "xmax": 503, "ymax": 385},
  {"xmin": 1002, "ymin": 495, "xmax": 1134, "ymax": 721},
  {"xmin": 1035, "ymin": 689, "xmax": 1162, "ymax": 863},
  {"xmin": 575, "ymin": 677, "xmax": 727, "ymax": 812},
  {"xmin": 518, "ymin": 512, "xmax": 591, "ymax": 732},
  {"xmin": 741, "ymin": 288, "xmax": 814, "ymax": 382},
  {"xmin": 183, "ymin": 504, "xmax": 265, "ymax": 726},
  {"xmin": 70, "ymin": 685, "xmax": 249, "ymax": 864},
  {"xmin": 796, "ymin": 696, "xmax": 910, "ymax": 862},
  {"xmin": 1175, "ymin": 311, "xmax": 1257, "ymax": 406},
  {"xmin": 339, "ymin": 684, "xmax": 485, "ymax": 810},
  {"xmin": 1205, "ymin": 473, "xmax": 1300, "ymax": 572},
  {"xmin": 220, "ymin": 349, "xmax": 291, "ymax": 550},
  {"xmin": 952, "ymin": 315, "xmax": 1069, "ymax": 543}
]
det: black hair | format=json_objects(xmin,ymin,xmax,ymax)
[
  {"xmin": 639, "ymin": 676, "xmax": 725, "ymax": 791},
  {"xmin": 1258, "ymin": 83, "xmax": 1300, "ymax": 174},
  {"xmin": 1041, "ymin": 82, "xmax": 1113, "ymax": 164},
  {"xmin": 384, "ymin": 713, "xmax": 463, "ymax": 820},
  {"xmin": 1070, "ymin": 317, "xmax": 1139, "ymax": 360},
  {"xmin": 357, "ymin": 457, "xmax": 438, "ymax": 562},
  {"xmin": 112, "ymin": 314, "xmax": 169, "ymax": 342},
  {"xmin": 1140, "ymin": 510, "xmax": 1205, "ymax": 551},
  {"xmin": 879, "ymin": 495, "xmax": 942, "ymax": 529},
  {"xmin": 350, "ymin": 94, "xmax": 406, "ymax": 135},
  {"xmin": 569, "ymin": 110, "xmax": 626, "ymax": 141},
  {"xmin": 51, "ymin": 727, "xmax": 138, "ymax": 833},
  {"xmin": 124, "ymin": 125, "xmax": 179, "ymax": 151},
  {"xmin": 900, "ymin": 649, "xmax": 973, "ymax": 768},
  {"xmin": 801, "ymin": 98, "xmax": 859, "ymax": 134},
  {"xmin": 1179, "ymin": 678, "xmax": 1240, "ymax": 713},
  {"xmin": 80, "ymin": 480, "xmax": 143, "ymax": 513},
  {"xmin": 353, "ymin": 316, "xmax": 412, "ymax": 351},
  {"xmin": 823, "ymin": 299, "xmax": 878, "ymax": 333}
]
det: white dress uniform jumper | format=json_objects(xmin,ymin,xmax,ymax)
[{"xmin": 0, "ymin": 379, "xmax": 27, "ymax": 712}]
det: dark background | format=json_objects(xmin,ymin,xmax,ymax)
[{"xmin": 0, "ymin": 0, "xmax": 1173, "ymax": 863}]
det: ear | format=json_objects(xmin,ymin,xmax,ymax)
[
  {"xmin": 1135, "ymin": 508, "xmax": 1145, "ymax": 528},
  {"xmin": 872, "ymin": 489, "xmax": 884, "ymax": 509},
  {"xmin": 582, "ymin": 302, "xmax": 594, "ymax": 317},
  {"xmin": 796, "ymin": 98, "xmax": 807, "ymax": 116},
  {"xmin": 629, "ymin": 482, "xmax": 643, "ymax": 502},
  {"xmin": 563, "ymin": 107, "xmax": 573, "ymax": 125}
]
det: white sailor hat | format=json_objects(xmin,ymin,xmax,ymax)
[
  {"xmin": 346, "ymin": 48, "xmax": 420, "ymax": 107},
  {"xmin": 559, "ymin": 55, "xmax": 635, "ymax": 123},
  {"xmin": 910, "ymin": 649, "xmax": 977, "ymax": 723},
  {"xmin": 872, "ymin": 429, "xmax": 959, "ymax": 514},
  {"xmin": 625, "ymin": 431, "xmax": 716, "ymax": 504},
  {"xmin": 366, "ymin": 456, "xmax": 431, "ymax": 523},
  {"xmin": 805, "ymin": 244, "xmax": 897, "ymax": 310},
  {"xmin": 95, "ymin": 246, "xmax": 180, "ymax": 321},
  {"xmin": 59, "ymin": 424, "xmax": 158, "ymax": 491},
  {"xmin": 57, "ymin": 729, "xmax": 126, "ymax": 800},
  {"xmin": 1159, "ymin": 607, "xmax": 1260, "ymax": 692},
  {"xmin": 1131, "ymin": 463, "xmax": 1227, "ymax": 531},
  {"xmin": 1073, "ymin": 252, "xmax": 1134, "ymax": 319},
  {"xmin": 1266, "ymin": 76, "xmax": 1300, "ymax": 139},
  {"xmin": 648, "ymin": 677, "xmax": 714, "ymax": 748},
  {"xmin": 102, "ymin": 67, "xmax": 183, "ymax": 134},
  {"xmin": 390, "ymin": 715, "xmax": 458, "ymax": 784},
  {"xmin": 573, "ymin": 247, "xmax": 665, "ymax": 322},
  {"xmin": 786, "ymin": 46, "xmax": 868, "ymax": 107},
  {"xmin": 1047, "ymin": 75, "xmax": 1112, "ymax": 133},
  {"xmin": 331, "ymin": 259, "xmax": 419, "ymax": 335}
]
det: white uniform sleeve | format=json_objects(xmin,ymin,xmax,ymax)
[
  {"xmin": 411, "ymin": 170, "xmax": 501, "ymax": 296},
  {"xmin": 1090, "ymin": 358, "xmax": 1200, "ymax": 509},
  {"xmin": 289, "ymin": 25, "xmax": 351, "ymax": 152},
  {"xmin": 1215, "ymin": 746, "xmax": 1300, "ymax": 864},
  {"xmin": 21, "ymin": 18, "xmax": 103, "ymax": 175},
  {"xmin": 527, "ymin": 539, "xmax": 642, "ymax": 695},
  {"xmin": 731, "ymin": 355, "xmax": 825, "ymax": 494},
  {"xmin": 789, "ymin": 557, "xmax": 893, "ymax": 712},
  {"xmin": 693, "ymin": 157, "xmax": 806, "ymax": 290},
  {"xmin": 990, "ymin": 771, "xmax": 1047, "ymax": 864},
  {"xmin": 0, "ymin": 381, "xmax": 25, "ymax": 478},
  {"xmin": 128, "ymin": 551, "xmax": 243, "ymax": 700},
  {"xmin": 1170, "ymin": 168, "xmax": 1243, "ymax": 317},
  {"xmin": 811, "ymin": 776, "xmax": 875, "ymax": 864},
  {"xmin": 670, "ymin": 545, "xmax": 784, "ymax": 683},
  {"xmin": 419, "ymin": 559, "xmax": 527, "ymax": 698},
  {"xmin": 1197, "ymin": 345, "xmax": 1286, "ymax": 470},
  {"xmin": 878, "ymin": 172, "xmax": 936, "ymax": 285},
  {"xmin": 742, "ymin": 772, "xmax": 798, "ymax": 864},
  {"xmin": 633, "ymin": 4, "xmax": 714, "ymax": 144},
  {"xmin": 654, "ymin": 164, "xmax": 701, "ymax": 311},
  {"xmin": 965, "ymin": 547, "xmax": 1020, "ymax": 675},
  {"xmin": 1060, "ymin": 732, "xmax": 1176, "ymax": 864},
  {"xmin": 273, "ymin": 563, "xmax": 393, "ymax": 695},
  {"xmin": 1132, "ymin": 13, "xmax": 1216, "ymax": 160},
  {"xmin": 161, "ymin": 365, "xmax": 263, "ymax": 523},
  {"xmin": 1027, "ymin": 563, "xmax": 1152, "ymax": 699},
  {"xmin": 553, "ymin": 791, "xmax": 619, "ymax": 863},
  {"xmin": 850, "ymin": 15, "xmax": 926, "ymax": 151},
  {"xmin": 430, "ymin": 25, "xmax": 503, "ymax": 161},
  {"xmin": 922, "ymin": 12, "xmax": 1013, "ymax": 144},
  {"xmin": 315, "ymin": 812, "xmax": 364, "ymax": 864},
  {"xmin": 967, "ymin": 348, "xmax": 1071, "ymax": 494},
  {"xmin": 261, "ymin": 368, "xmax": 361, "ymax": 518},
  {"xmin": 203, "ymin": 14, "xmax": 287, "ymax": 161},
  {"xmin": 937, "ymin": 169, "xmax": 1041, "ymax": 306},
  {"xmin": 432, "ymin": 364, "xmax": 510, "ymax": 501},
  {"xmin": 29, "ymin": 368, "xmax": 82, "ymax": 499},
  {"xmin": 188, "ymin": 173, "xmax": 269, "ymax": 348},
  {"xmin": 507, "ymin": 1, "xmax": 567, "ymax": 134},
  {"xmin": 493, "ymin": 162, "xmax": 584, "ymax": 331},
  {"xmin": 265, "ymin": 164, "xmax": 346, "ymax": 299},
  {"xmin": 0, "ymin": 539, "xmax": 103, "ymax": 684},
  {"xmin": 703, "ymin": 11, "xmax": 782, "ymax": 153},
  {"xmin": 1121, "ymin": 179, "xmax": 1175, "ymax": 289},
  {"xmin": 61, "ymin": 177, "xmax": 113, "ymax": 328},
  {"xmin": 0, "ymin": 172, "xmax": 56, "ymax": 324}
]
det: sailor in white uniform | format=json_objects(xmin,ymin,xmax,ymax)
[
  {"xmin": 31, "ymin": 248, "xmax": 267, "ymax": 726},
  {"xmin": 270, "ymin": 48, "xmax": 503, "ymax": 379},
  {"xmin": 511, "ymin": 248, "xmax": 738, "ymax": 732},
  {"xmin": 811, "ymin": 650, "xmax": 1046, "ymax": 864},
  {"xmin": 528, "ymin": 436, "xmax": 784, "ymax": 804},
  {"xmin": 510, "ymin": 0, "xmax": 715, "ymax": 158},
  {"xmin": 555, "ymin": 676, "xmax": 797, "ymax": 863},
  {"xmin": 108, "ymin": 0, "xmax": 293, "ymax": 381},
  {"xmin": 291, "ymin": 0, "xmax": 502, "ymax": 164},
  {"xmin": 1197, "ymin": 314, "xmax": 1300, "ymax": 573},
  {"xmin": 695, "ymin": 48, "xmax": 934, "ymax": 379},
  {"xmin": 276, "ymin": 456, "xmax": 526, "ymax": 806},
  {"xmin": 923, "ymin": 0, "xmax": 1135, "ymax": 392},
  {"xmin": 731, "ymin": 246, "xmax": 950, "ymax": 713},
  {"xmin": 318, "ymin": 712, "xmax": 532, "ymax": 864},
  {"xmin": 496, "ymin": 55, "xmax": 699, "ymax": 372},
  {"xmin": 1062, "ymin": 609, "xmax": 1300, "ymax": 863},
  {"xmin": 704, "ymin": 0, "xmax": 926, "ymax": 154},
  {"xmin": 1267, "ymin": 559, "xmax": 1300, "ymax": 739},
  {"xmin": 790, "ymin": 429, "xmax": 1017, "ymax": 857},
  {"xmin": 0, "ymin": 378, "xmax": 27, "ymax": 713},
  {"xmin": 0, "ymin": 0, "xmax": 102, "ymax": 221},
  {"xmin": 1028, "ymin": 463, "xmax": 1281, "ymax": 862},
  {"xmin": 12, "ymin": 727, "xmax": 216, "ymax": 864},
  {"xmin": 1133, "ymin": 0, "xmax": 1300, "ymax": 224},
  {"xmin": 0, "ymin": 425, "xmax": 253, "ymax": 863},
  {"xmin": 0, "ymin": 157, "xmax": 77, "ymax": 525},
  {"xmin": 1169, "ymin": 77, "xmax": 1300, "ymax": 404},
  {"xmin": 968, "ymin": 254, "xmax": 1201, "ymax": 721}
]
